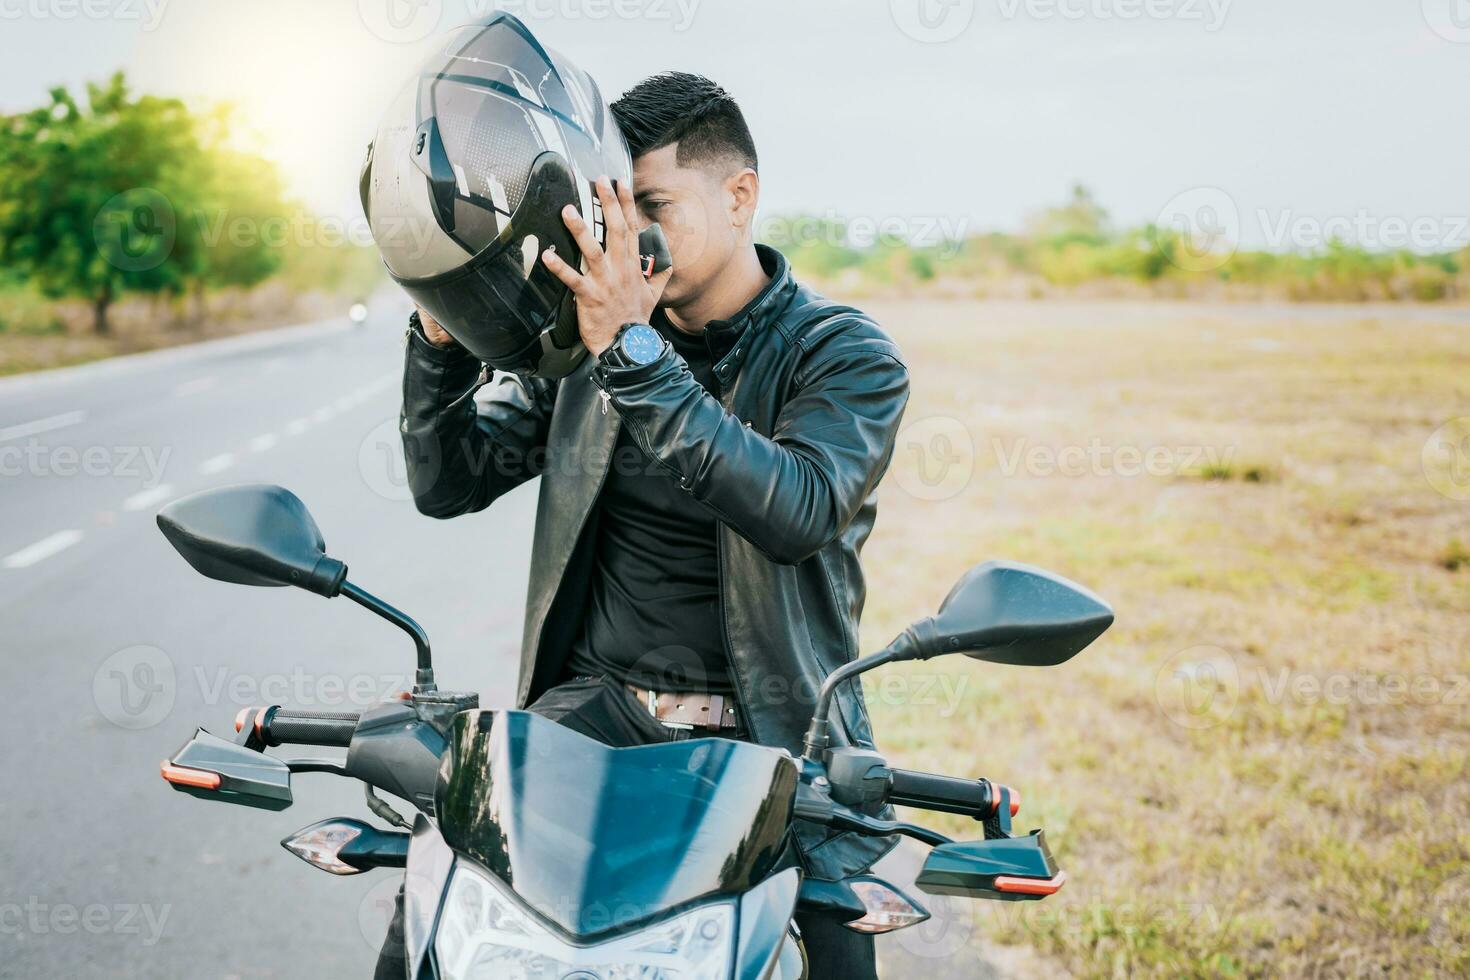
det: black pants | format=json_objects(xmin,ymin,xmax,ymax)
[{"xmin": 374, "ymin": 675, "xmax": 877, "ymax": 979}]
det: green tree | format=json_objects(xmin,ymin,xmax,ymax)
[
  {"xmin": 0, "ymin": 73, "xmax": 206, "ymax": 333},
  {"xmin": 0, "ymin": 73, "xmax": 294, "ymax": 334},
  {"xmin": 183, "ymin": 105, "xmax": 290, "ymax": 320}
]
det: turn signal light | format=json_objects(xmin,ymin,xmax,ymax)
[
  {"xmin": 282, "ymin": 821, "xmax": 365, "ymax": 875},
  {"xmin": 843, "ymin": 879, "xmax": 931, "ymax": 934}
]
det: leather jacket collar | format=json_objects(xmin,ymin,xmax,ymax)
[{"xmin": 655, "ymin": 244, "xmax": 797, "ymax": 389}]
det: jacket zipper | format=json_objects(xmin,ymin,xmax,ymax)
[
  {"xmin": 714, "ymin": 529, "xmax": 759, "ymax": 743},
  {"xmin": 525, "ymin": 406, "xmax": 619, "ymax": 706}
]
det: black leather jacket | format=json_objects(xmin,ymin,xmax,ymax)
[{"xmin": 400, "ymin": 246, "xmax": 910, "ymax": 879}]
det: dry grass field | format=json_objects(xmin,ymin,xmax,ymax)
[{"xmin": 857, "ymin": 300, "xmax": 1470, "ymax": 977}]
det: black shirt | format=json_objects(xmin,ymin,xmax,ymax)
[{"xmin": 564, "ymin": 319, "xmax": 731, "ymax": 694}]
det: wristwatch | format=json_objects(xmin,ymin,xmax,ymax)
[{"xmin": 600, "ymin": 323, "xmax": 666, "ymax": 369}]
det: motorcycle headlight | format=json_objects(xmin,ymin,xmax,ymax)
[{"xmin": 434, "ymin": 863, "xmax": 734, "ymax": 980}]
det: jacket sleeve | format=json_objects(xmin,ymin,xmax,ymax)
[
  {"xmin": 400, "ymin": 326, "xmax": 557, "ymax": 519},
  {"xmin": 594, "ymin": 332, "xmax": 909, "ymax": 565}
]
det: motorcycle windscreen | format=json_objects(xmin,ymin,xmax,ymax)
[{"xmin": 435, "ymin": 710, "xmax": 799, "ymax": 937}]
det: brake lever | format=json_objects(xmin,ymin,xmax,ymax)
[
  {"xmin": 283, "ymin": 758, "xmax": 348, "ymax": 775},
  {"xmin": 794, "ymin": 776, "xmax": 952, "ymax": 847}
]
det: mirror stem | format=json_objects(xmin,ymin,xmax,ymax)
[
  {"xmin": 341, "ymin": 581, "xmax": 436, "ymax": 693},
  {"xmin": 802, "ymin": 645, "xmax": 899, "ymax": 762}
]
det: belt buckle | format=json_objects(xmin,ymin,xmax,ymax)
[{"xmin": 647, "ymin": 688, "xmax": 695, "ymax": 731}]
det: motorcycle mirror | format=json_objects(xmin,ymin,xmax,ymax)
[
  {"xmin": 156, "ymin": 484, "xmax": 347, "ymax": 598},
  {"xmin": 892, "ymin": 561, "xmax": 1113, "ymax": 666},
  {"xmin": 803, "ymin": 561, "xmax": 1113, "ymax": 760}
]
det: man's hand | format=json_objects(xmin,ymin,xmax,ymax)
[
  {"xmin": 416, "ymin": 307, "xmax": 458, "ymax": 349},
  {"xmin": 541, "ymin": 176, "xmax": 673, "ymax": 358}
]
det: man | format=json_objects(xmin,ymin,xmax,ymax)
[{"xmin": 391, "ymin": 73, "xmax": 908, "ymax": 978}]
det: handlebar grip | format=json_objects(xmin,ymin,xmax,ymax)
[
  {"xmin": 263, "ymin": 708, "xmax": 361, "ymax": 747},
  {"xmin": 887, "ymin": 769, "xmax": 997, "ymax": 819}
]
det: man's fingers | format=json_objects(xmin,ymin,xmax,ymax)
[
  {"xmin": 560, "ymin": 204, "xmax": 603, "ymax": 265},
  {"xmin": 647, "ymin": 266, "xmax": 674, "ymax": 301},
  {"xmin": 541, "ymin": 248, "xmax": 585, "ymax": 292},
  {"xmin": 596, "ymin": 177, "xmax": 630, "ymax": 263},
  {"xmin": 615, "ymin": 178, "xmax": 641, "ymax": 251}
]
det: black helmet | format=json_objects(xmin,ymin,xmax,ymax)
[{"xmin": 361, "ymin": 14, "xmax": 633, "ymax": 378}]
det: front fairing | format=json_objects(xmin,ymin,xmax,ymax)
[{"xmin": 434, "ymin": 710, "xmax": 798, "ymax": 938}]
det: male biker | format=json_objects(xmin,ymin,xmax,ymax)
[{"xmin": 371, "ymin": 57, "xmax": 909, "ymax": 977}]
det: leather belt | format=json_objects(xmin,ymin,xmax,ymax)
[{"xmin": 626, "ymin": 683, "xmax": 742, "ymax": 731}]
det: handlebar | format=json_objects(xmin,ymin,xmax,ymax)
[
  {"xmin": 887, "ymin": 769, "xmax": 1017, "ymax": 820},
  {"xmin": 236, "ymin": 706, "xmax": 361, "ymax": 747}
]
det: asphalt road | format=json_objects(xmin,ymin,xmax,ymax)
[
  {"xmin": 0, "ymin": 305, "xmax": 990, "ymax": 979},
  {"xmin": 0, "ymin": 303, "xmax": 537, "ymax": 978}
]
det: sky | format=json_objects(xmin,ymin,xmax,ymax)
[{"xmin": 2, "ymin": 0, "xmax": 1468, "ymax": 251}]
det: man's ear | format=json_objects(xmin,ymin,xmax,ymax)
[{"xmin": 726, "ymin": 167, "xmax": 760, "ymax": 232}]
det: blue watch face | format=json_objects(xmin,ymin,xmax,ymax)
[{"xmin": 620, "ymin": 324, "xmax": 664, "ymax": 366}]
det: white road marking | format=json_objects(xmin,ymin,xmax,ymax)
[
  {"xmin": 0, "ymin": 410, "xmax": 86, "ymax": 443},
  {"xmin": 199, "ymin": 453, "xmax": 236, "ymax": 475},
  {"xmin": 174, "ymin": 376, "xmax": 217, "ymax": 397},
  {"xmin": 4, "ymin": 530, "xmax": 83, "ymax": 569},
  {"xmin": 284, "ymin": 418, "xmax": 310, "ymax": 436},
  {"xmin": 122, "ymin": 484, "xmax": 176, "ymax": 512},
  {"xmin": 249, "ymin": 434, "xmax": 279, "ymax": 453}
]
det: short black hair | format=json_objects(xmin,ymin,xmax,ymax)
[{"xmin": 611, "ymin": 72, "xmax": 758, "ymax": 174}]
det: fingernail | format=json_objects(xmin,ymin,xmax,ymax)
[{"xmin": 562, "ymin": 205, "xmax": 576, "ymax": 217}]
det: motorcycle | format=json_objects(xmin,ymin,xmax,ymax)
[{"xmin": 155, "ymin": 483, "xmax": 1113, "ymax": 978}]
